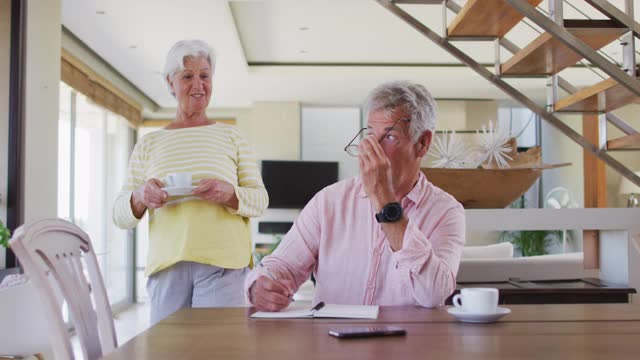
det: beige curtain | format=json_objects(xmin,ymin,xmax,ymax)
[{"xmin": 60, "ymin": 52, "xmax": 143, "ymax": 127}]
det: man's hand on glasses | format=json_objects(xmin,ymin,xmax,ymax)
[{"xmin": 357, "ymin": 135, "xmax": 396, "ymax": 212}]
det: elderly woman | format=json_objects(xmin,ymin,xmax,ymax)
[{"xmin": 113, "ymin": 39, "xmax": 268, "ymax": 325}]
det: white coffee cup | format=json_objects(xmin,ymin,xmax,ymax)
[
  {"xmin": 452, "ymin": 288, "xmax": 499, "ymax": 314},
  {"xmin": 165, "ymin": 172, "xmax": 192, "ymax": 187}
]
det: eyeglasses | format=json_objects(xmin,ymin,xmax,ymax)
[{"xmin": 344, "ymin": 117, "xmax": 410, "ymax": 157}]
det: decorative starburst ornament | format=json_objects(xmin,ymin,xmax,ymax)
[
  {"xmin": 476, "ymin": 121, "xmax": 513, "ymax": 169},
  {"xmin": 431, "ymin": 130, "xmax": 469, "ymax": 168}
]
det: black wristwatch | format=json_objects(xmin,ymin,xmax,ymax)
[{"xmin": 375, "ymin": 202, "xmax": 403, "ymax": 223}]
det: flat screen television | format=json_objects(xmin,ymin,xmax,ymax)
[{"xmin": 261, "ymin": 160, "xmax": 339, "ymax": 209}]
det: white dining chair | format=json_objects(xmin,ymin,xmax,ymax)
[{"xmin": 9, "ymin": 219, "xmax": 117, "ymax": 360}]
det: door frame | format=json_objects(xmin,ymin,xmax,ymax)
[{"xmin": 6, "ymin": 0, "xmax": 26, "ymax": 268}]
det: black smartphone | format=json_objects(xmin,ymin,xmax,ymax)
[{"xmin": 328, "ymin": 326, "xmax": 406, "ymax": 339}]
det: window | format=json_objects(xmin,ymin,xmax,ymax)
[{"xmin": 57, "ymin": 82, "xmax": 134, "ymax": 306}]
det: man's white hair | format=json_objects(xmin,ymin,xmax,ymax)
[
  {"xmin": 162, "ymin": 39, "xmax": 216, "ymax": 97},
  {"xmin": 363, "ymin": 80, "xmax": 437, "ymax": 143}
]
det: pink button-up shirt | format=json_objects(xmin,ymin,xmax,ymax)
[{"xmin": 245, "ymin": 172, "xmax": 465, "ymax": 308}]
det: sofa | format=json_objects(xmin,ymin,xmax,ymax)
[{"xmin": 458, "ymin": 243, "xmax": 584, "ymax": 283}]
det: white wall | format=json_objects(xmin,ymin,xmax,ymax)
[
  {"xmin": 435, "ymin": 100, "xmax": 467, "ymax": 130},
  {"xmin": 538, "ymin": 114, "xmax": 585, "ymax": 251},
  {"xmin": 22, "ymin": 0, "xmax": 61, "ymax": 223},
  {"xmin": 211, "ymin": 102, "xmax": 302, "ymax": 246},
  {"xmin": 0, "ymin": 0, "xmax": 10, "ymax": 268},
  {"xmin": 244, "ymin": 102, "xmax": 301, "ymax": 245},
  {"xmin": 465, "ymin": 100, "xmax": 499, "ymax": 130},
  {"xmin": 244, "ymin": 101, "xmax": 300, "ymax": 160},
  {"xmin": 540, "ymin": 113, "xmax": 585, "ymax": 207},
  {"xmin": 301, "ymin": 107, "xmax": 361, "ymax": 180},
  {"xmin": 608, "ymin": 105, "xmax": 640, "ymax": 208},
  {"xmin": 539, "ymin": 104, "xmax": 640, "ymax": 209},
  {"xmin": 535, "ymin": 106, "xmax": 640, "ymax": 252}
]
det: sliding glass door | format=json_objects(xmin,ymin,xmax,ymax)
[{"xmin": 58, "ymin": 82, "xmax": 135, "ymax": 307}]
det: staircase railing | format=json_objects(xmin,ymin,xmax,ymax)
[{"xmin": 380, "ymin": 0, "xmax": 640, "ymax": 187}]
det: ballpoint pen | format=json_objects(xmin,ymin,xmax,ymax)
[
  {"xmin": 259, "ymin": 262, "xmax": 295, "ymax": 302},
  {"xmin": 310, "ymin": 301, "xmax": 325, "ymax": 314}
]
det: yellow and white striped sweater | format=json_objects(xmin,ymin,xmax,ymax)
[{"xmin": 113, "ymin": 123, "xmax": 268, "ymax": 276}]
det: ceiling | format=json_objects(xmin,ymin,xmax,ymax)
[{"xmin": 61, "ymin": 0, "xmax": 640, "ymax": 110}]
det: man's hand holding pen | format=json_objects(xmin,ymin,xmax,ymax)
[{"xmin": 251, "ymin": 265, "xmax": 296, "ymax": 312}]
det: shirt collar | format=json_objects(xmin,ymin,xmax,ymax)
[{"xmin": 357, "ymin": 171, "xmax": 429, "ymax": 205}]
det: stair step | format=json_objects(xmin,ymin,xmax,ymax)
[
  {"xmin": 447, "ymin": 0, "xmax": 543, "ymax": 38},
  {"xmin": 555, "ymin": 77, "xmax": 640, "ymax": 112},
  {"xmin": 501, "ymin": 19, "xmax": 626, "ymax": 76},
  {"xmin": 607, "ymin": 133, "xmax": 640, "ymax": 150}
]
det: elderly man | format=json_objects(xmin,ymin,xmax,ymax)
[{"xmin": 245, "ymin": 81, "xmax": 465, "ymax": 311}]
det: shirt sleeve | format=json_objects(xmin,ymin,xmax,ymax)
[
  {"xmin": 391, "ymin": 204, "xmax": 465, "ymax": 307},
  {"xmin": 112, "ymin": 138, "xmax": 148, "ymax": 229},
  {"xmin": 244, "ymin": 193, "xmax": 321, "ymax": 304},
  {"xmin": 227, "ymin": 128, "xmax": 269, "ymax": 218}
]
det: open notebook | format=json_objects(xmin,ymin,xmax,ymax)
[{"xmin": 251, "ymin": 302, "xmax": 379, "ymax": 319}]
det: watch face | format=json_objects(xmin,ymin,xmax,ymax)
[{"xmin": 383, "ymin": 202, "xmax": 402, "ymax": 221}]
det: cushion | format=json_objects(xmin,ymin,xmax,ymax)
[
  {"xmin": 457, "ymin": 252, "xmax": 584, "ymax": 282},
  {"xmin": 462, "ymin": 242, "xmax": 514, "ymax": 259}
]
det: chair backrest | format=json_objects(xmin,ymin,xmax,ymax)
[{"xmin": 9, "ymin": 218, "xmax": 117, "ymax": 360}]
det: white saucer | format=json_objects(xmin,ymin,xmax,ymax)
[
  {"xmin": 447, "ymin": 306, "xmax": 511, "ymax": 323},
  {"xmin": 162, "ymin": 186, "xmax": 196, "ymax": 196}
]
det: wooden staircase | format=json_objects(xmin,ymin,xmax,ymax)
[
  {"xmin": 555, "ymin": 76, "xmax": 639, "ymax": 113},
  {"xmin": 500, "ymin": 20, "xmax": 626, "ymax": 76},
  {"xmin": 447, "ymin": 0, "xmax": 544, "ymax": 38},
  {"xmin": 379, "ymin": 0, "xmax": 640, "ymax": 188}
]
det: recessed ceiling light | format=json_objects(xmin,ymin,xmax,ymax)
[
  {"xmin": 299, "ymin": 50, "xmax": 308, "ymax": 54},
  {"xmin": 129, "ymin": 45, "xmax": 138, "ymax": 49},
  {"xmin": 299, "ymin": 27, "xmax": 310, "ymax": 31},
  {"xmin": 96, "ymin": 10, "xmax": 106, "ymax": 15}
]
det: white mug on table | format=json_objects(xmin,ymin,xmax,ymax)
[{"xmin": 452, "ymin": 288, "xmax": 499, "ymax": 314}]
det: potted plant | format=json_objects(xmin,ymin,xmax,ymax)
[
  {"xmin": 499, "ymin": 229, "xmax": 562, "ymax": 257},
  {"xmin": 498, "ymin": 196, "xmax": 564, "ymax": 257},
  {"xmin": 0, "ymin": 219, "xmax": 9, "ymax": 249}
]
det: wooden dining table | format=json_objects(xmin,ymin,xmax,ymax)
[{"xmin": 103, "ymin": 304, "xmax": 640, "ymax": 359}]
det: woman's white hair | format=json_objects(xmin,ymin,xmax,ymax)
[
  {"xmin": 363, "ymin": 80, "xmax": 437, "ymax": 143},
  {"xmin": 162, "ymin": 39, "xmax": 217, "ymax": 97}
]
